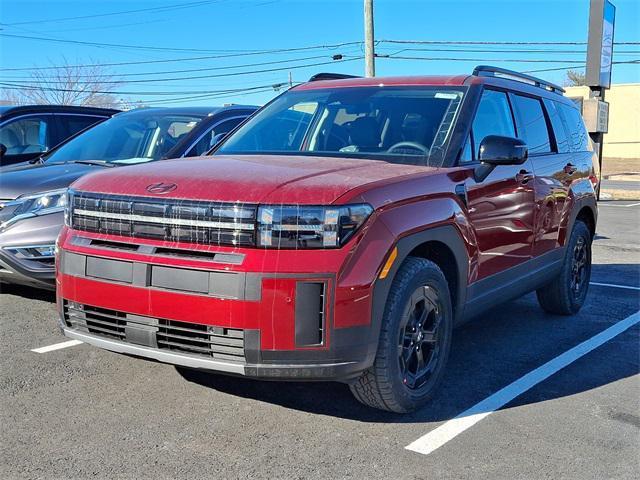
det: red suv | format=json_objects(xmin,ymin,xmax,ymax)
[{"xmin": 56, "ymin": 67, "xmax": 598, "ymax": 412}]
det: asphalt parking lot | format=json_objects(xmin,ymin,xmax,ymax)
[{"xmin": 1, "ymin": 201, "xmax": 638, "ymax": 480}]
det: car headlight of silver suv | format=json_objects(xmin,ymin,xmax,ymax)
[{"xmin": 0, "ymin": 188, "xmax": 68, "ymax": 231}]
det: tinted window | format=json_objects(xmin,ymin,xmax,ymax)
[
  {"xmin": 60, "ymin": 115, "xmax": 104, "ymax": 139},
  {"xmin": 0, "ymin": 116, "xmax": 52, "ymax": 155},
  {"xmin": 510, "ymin": 94, "xmax": 552, "ymax": 154},
  {"xmin": 543, "ymin": 99, "xmax": 570, "ymax": 153},
  {"xmin": 471, "ymin": 90, "xmax": 516, "ymax": 157},
  {"xmin": 218, "ymin": 87, "xmax": 465, "ymax": 167},
  {"xmin": 559, "ymin": 103, "xmax": 592, "ymax": 152},
  {"xmin": 44, "ymin": 112, "xmax": 204, "ymax": 165},
  {"xmin": 186, "ymin": 117, "xmax": 245, "ymax": 157}
]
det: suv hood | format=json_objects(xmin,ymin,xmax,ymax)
[
  {"xmin": 71, "ymin": 155, "xmax": 434, "ymax": 204},
  {"xmin": 0, "ymin": 162, "xmax": 100, "ymax": 200}
]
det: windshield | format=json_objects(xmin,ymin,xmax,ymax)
[
  {"xmin": 217, "ymin": 86, "xmax": 465, "ymax": 166},
  {"xmin": 44, "ymin": 111, "xmax": 204, "ymax": 164}
]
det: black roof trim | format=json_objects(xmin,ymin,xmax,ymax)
[
  {"xmin": 308, "ymin": 73, "xmax": 362, "ymax": 82},
  {"xmin": 0, "ymin": 104, "xmax": 120, "ymax": 116},
  {"xmin": 472, "ymin": 65, "xmax": 565, "ymax": 94}
]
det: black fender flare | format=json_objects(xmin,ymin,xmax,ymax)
[
  {"xmin": 362, "ymin": 224, "xmax": 470, "ymax": 368},
  {"xmin": 564, "ymin": 184, "xmax": 598, "ymax": 244}
]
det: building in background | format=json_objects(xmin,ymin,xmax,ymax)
[{"xmin": 565, "ymin": 83, "xmax": 639, "ymax": 169}]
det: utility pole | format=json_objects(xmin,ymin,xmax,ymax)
[
  {"xmin": 364, "ymin": 0, "xmax": 375, "ymax": 77},
  {"xmin": 585, "ymin": 0, "xmax": 615, "ymax": 199}
]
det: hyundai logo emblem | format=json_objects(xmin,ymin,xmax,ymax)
[{"xmin": 146, "ymin": 182, "xmax": 177, "ymax": 194}]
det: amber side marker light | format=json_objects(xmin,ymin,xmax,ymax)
[{"xmin": 379, "ymin": 247, "xmax": 398, "ymax": 279}]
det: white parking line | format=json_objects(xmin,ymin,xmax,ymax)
[
  {"xmin": 405, "ymin": 310, "xmax": 640, "ymax": 456},
  {"xmin": 31, "ymin": 339, "xmax": 83, "ymax": 353},
  {"xmin": 590, "ymin": 281, "xmax": 640, "ymax": 291},
  {"xmin": 598, "ymin": 202, "xmax": 640, "ymax": 208}
]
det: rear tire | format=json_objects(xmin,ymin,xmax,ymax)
[
  {"xmin": 350, "ymin": 257, "xmax": 453, "ymax": 413},
  {"xmin": 536, "ymin": 220, "xmax": 592, "ymax": 315}
]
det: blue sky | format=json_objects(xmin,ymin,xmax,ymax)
[{"xmin": 1, "ymin": 0, "xmax": 638, "ymax": 106}]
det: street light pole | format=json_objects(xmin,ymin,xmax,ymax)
[{"xmin": 364, "ymin": 0, "xmax": 375, "ymax": 77}]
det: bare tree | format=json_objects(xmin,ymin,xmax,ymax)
[
  {"xmin": 565, "ymin": 69, "xmax": 587, "ymax": 87},
  {"xmin": 0, "ymin": 88, "xmax": 25, "ymax": 106},
  {"xmin": 1, "ymin": 58, "xmax": 123, "ymax": 108}
]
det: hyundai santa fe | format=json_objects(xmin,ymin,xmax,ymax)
[{"xmin": 55, "ymin": 67, "xmax": 598, "ymax": 412}]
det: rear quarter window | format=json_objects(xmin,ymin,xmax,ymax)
[
  {"xmin": 60, "ymin": 115, "xmax": 105, "ymax": 139},
  {"xmin": 559, "ymin": 103, "xmax": 593, "ymax": 152}
]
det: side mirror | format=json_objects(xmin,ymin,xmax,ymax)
[
  {"xmin": 0, "ymin": 143, "xmax": 6, "ymax": 158},
  {"xmin": 474, "ymin": 135, "xmax": 528, "ymax": 182}
]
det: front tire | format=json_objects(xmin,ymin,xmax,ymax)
[
  {"xmin": 350, "ymin": 257, "xmax": 453, "ymax": 413},
  {"xmin": 536, "ymin": 220, "xmax": 592, "ymax": 315}
]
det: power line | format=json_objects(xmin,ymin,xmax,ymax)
[
  {"xmin": 0, "ymin": 57, "xmax": 361, "ymax": 88},
  {"xmin": 0, "ymin": 57, "xmax": 360, "ymax": 95},
  {"xmin": 1, "ymin": 0, "xmax": 226, "ymax": 26},
  {"xmin": 3, "ymin": 38, "xmax": 637, "ymax": 73},
  {"xmin": 523, "ymin": 60, "xmax": 640, "ymax": 74},
  {"xmin": 0, "ymin": 43, "xmax": 363, "ymax": 72},
  {"xmin": 35, "ymin": 19, "xmax": 169, "ymax": 34},
  {"xmin": 378, "ymin": 39, "xmax": 640, "ymax": 46},
  {"xmin": 134, "ymin": 84, "xmax": 289, "ymax": 105},
  {"xmin": 0, "ymin": 32, "xmax": 362, "ymax": 55},
  {"xmin": 140, "ymin": 85, "xmax": 287, "ymax": 105},
  {"xmin": 379, "ymin": 54, "xmax": 640, "ymax": 73},
  {"xmin": 0, "ymin": 81, "xmax": 282, "ymax": 97},
  {"xmin": 5, "ymin": 52, "xmax": 629, "ymax": 85},
  {"xmin": 379, "ymin": 55, "xmax": 607, "ymax": 63},
  {"xmin": 375, "ymin": 46, "xmax": 640, "ymax": 55},
  {"xmin": 0, "ymin": 54, "xmax": 335, "ymax": 81}
]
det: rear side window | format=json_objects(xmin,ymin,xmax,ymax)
[
  {"xmin": 0, "ymin": 115, "xmax": 53, "ymax": 155},
  {"xmin": 186, "ymin": 117, "xmax": 245, "ymax": 157},
  {"xmin": 543, "ymin": 99, "xmax": 570, "ymax": 153},
  {"xmin": 559, "ymin": 103, "xmax": 592, "ymax": 152},
  {"xmin": 233, "ymin": 102, "xmax": 317, "ymax": 152},
  {"xmin": 510, "ymin": 94, "xmax": 552, "ymax": 155},
  {"xmin": 471, "ymin": 90, "xmax": 516, "ymax": 158},
  {"xmin": 59, "ymin": 115, "xmax": 104, "ymax": 139}
]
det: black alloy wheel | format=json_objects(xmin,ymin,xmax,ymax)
[{"xmin": 398, "ymin": 285, "xmax": 443, "ymax": 390}]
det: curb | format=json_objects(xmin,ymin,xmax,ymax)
[{"xmin": 600, "ymin": 189, "xmax": 640, "ymax": 201}]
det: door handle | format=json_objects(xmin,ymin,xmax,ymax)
[
  {"xmin": 564, "ymin": 163, "xmax": 578, "ymax": 175},
  {"xmin": 515, "ymin": 169, "xmax": 534, "ymax": 184}
]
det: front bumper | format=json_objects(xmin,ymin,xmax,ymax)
[
  {"xmin": 0, "ymin": 212, "xmax": 63, "ymax": 289},
  {"xmin": 56, "ymin": 224, "xmax": 384, "ymax": 381},
  {"xmin": 61, "ymin": 327, "xmax": 364, "ymax": 380}
]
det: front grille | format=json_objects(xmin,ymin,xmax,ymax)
[
  {"xmin": 64, "ymin": 301, "xmax": 245, "ymax": 362},
  {"xmin": 70, "ymin": 191, "xmax": 257, "ymax": 247}
]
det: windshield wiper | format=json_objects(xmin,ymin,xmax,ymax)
[
  {"xmin": 68, "ymin": 160, "xmax": 117, "ymax": 168},
  {"xmin": 28, "ymin": 155, "xmax": 45, "ymax": 165}
]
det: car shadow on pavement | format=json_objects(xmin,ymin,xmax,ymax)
[
  {"xmin": 0, "ymin": 283, "xmax": 55, "ymax": 303},
  {"xmin": 4, "ymin": 264, "xmax": 639, "ymax": 424},
  {"xmin": 178, "ymin": 266, "xmax": 640, "ymax": 423}
]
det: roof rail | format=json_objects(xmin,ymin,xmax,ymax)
[
  {"xmin": 472, "ymin": 65, "xmax": 565, "ymax": 94},
  {"xmin": 308, "ymin": 73, "xmax": 361, "ymax": 82}
]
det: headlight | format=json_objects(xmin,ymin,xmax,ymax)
[
  {"xmin": 0, "ymin": 188, "xmax": 68, "ymax": 231},
  {"xmin": 257, "ymin": 204, "xmax": 373, "ymax": 248}
]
